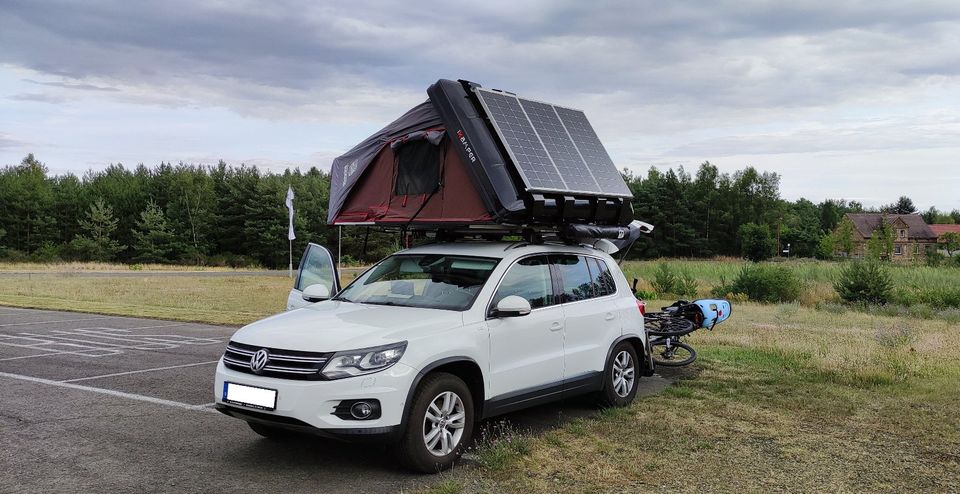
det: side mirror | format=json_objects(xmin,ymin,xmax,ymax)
[
  {"xmin": 302, "ymin": 283, "xmax": 331, "ymax": 303},
  {"xmin": 493, "ymin": 295, "xmax": 531, "ymax": 318}
]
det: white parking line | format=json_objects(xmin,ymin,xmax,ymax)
[
  {"xmin": 0, "ymin": 317, "xmax": 115, "ymax": 327},
  {"xmin": 61, "ymin": 360, "xmax": 221, "ymax": 383},
  {"xmin": 0, "ymin": 352, "xmax": 70, "ymax": 362},
  {"xmin": 0, "ymin": 371, "xmax": 220, "ymax": 414}
]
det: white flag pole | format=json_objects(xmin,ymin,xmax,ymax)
[{"xmin": 285, "ymin": 186, "xmax": 296, "ymax": 278}]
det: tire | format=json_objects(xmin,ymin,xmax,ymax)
[
  {"xmin": 599, "ymin": 342, "xmax": 640, "ymax": 407},
  {"xmin": 398, "ymin": 372, "xmax": 475, "ymax": 473},
  {"xmin": 650, "ymin": 339, "xmax": 697, "ymax": 367},
  {"xmin": 247, "ymin": 422, "xmax": 293, "ymax": 440},
  {"xmin": 644, "ymin": 314, "xmax": 696, "ymax": 337}
]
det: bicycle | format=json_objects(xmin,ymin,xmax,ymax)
[{"xmin": 642, "ymin": 299, "xmax": 732, "ymax": 367}]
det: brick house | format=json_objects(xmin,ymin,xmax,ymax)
[
  {"xmin": 931, "ymin": 224, "xmax": 960, "ymax": 256},
  {"xmin": 836, "ymin": 213, "xmax": 938, "ymax": 262}
]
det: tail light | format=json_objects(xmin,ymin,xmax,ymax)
[{"xmin": 636, "ymin": 299, "xmax": 646, "ymax": 316}]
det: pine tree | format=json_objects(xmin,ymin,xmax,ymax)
[
  {"xmin": 70, "ymin": 198, "xmax": 125, "ymax": 261},
  {"xmin": 131, "ymin": 202, "xmax": 178, "ymax": 263}
]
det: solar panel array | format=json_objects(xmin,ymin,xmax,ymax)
[{"xmin": 475, "ymin": 88, "xmax": 632, "ymax": 198}]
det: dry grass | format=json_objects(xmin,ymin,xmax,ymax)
[
  {"xmin": 0, "ymin": 261, "xmax": 267, "ymax": 272},
  {"xmin": 0, "ymin": 274, "xmax": 291, "ymax": 325},
  {"xmin": 0, "ymin": 269, "xmax": 361, "ymax": 325},
  {"xmin": 439, "ymin": 302, "xmax": 960, "ymax": 493}
]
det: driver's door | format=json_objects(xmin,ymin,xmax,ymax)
[{"xmin": 286, "ymin": 243, "xmax": 341, "ymax": 310}]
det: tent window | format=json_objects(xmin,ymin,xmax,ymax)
[{"xmin": 394, "ymin": 140, "xmax": 441, "ymax": 196}]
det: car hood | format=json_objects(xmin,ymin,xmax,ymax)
[{"xmin": 230, "ymin": 300, "xmax": 464, "ymax": 352}]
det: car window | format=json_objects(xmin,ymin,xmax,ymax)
[
  {"xmin": 491, "ymin": 256, "xmax": 555, "ymax": 310},
  {"xmin": 589, "ymin": 257, "xmax": 616, "ymax": 296},
  {"xmin": 554, "ymin": 255, "xmax": 594, "ymax": 303},
  {"xmin": 334, "ymin": 254, "xmax": 498, "ymax": 311},
  {"xmin": 295, "ymin": 244, "xmax": 337, "ymax": 292}
]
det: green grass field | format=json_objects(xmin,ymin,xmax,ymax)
[{"xmin": 1, "ymin": 260, "xmax": 958, "ymax": 491}]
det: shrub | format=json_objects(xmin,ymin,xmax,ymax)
[
  {"xmin": 925, "ymin": 250, "xmax": 944, "ymax": 267},
  {"xmin": 711, "ymin": 264, "xmax": 801, "ymax": 303},
  {"xmin": 739, "ymin": 223, "xmax": 776, "ymax": 262},
  {"xmin": 834, "ymin": 261, "xmax": 892, "ymax": 305},
  {"xmin": 30, "ymin": 242, "xmax": 62, "ymax": 263},
  {"xmin": 651, "ymin": 263, "xmax": 678, "ymax": 295},
  {"xmin": 675, "ymin": 270, "xmax": 699, "ymax": 298},
  {"xmin": 634, "ymin": 289, "xmax": 656, "ymax": 301},
  {"xmin": 650, "ymin": 263, "xmax": 698, "ymax": 298}
]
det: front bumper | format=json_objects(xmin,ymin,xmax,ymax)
[{"xmin": 213, "ymin": 360, "xmax": 416, "ymax": 432}]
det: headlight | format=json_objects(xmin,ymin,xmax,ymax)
[{"xmin": 321, "ymin": 341, "xmax": 407, "ymax": 379}]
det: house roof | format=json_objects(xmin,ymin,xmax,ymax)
[
  {"xmin": 930, "ymin": 224, "xmax": 960, "ymax": 237},
  {"xmin": 845, "ymin": 213, "xmax": 938, "ymax": 240}
]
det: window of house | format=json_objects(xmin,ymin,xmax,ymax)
[
  {"xmin": 898, "ymin": 229, "xmax": 907, "ymax": 239},
  {"xmin": 894, "ymin": 244, "xmax": 902, "ymax": 255},
  {"xmin": 914, "ymin": 244, "xmax": 920, "ymax": 255}
]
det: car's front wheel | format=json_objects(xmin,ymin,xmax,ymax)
[
  {"xmin": 599, "ymin": 341, "xmax": 640, "ymax": 407},
  {"xmin": 398, "ymin": 372, "xmax": 474, "ymax": 473}
]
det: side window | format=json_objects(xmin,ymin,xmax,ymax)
[
  {"xmin": 554, "ymin": 255, "xmax": 594, "ymax": 303},
  {"xmin": 590, "ymin": 257, "xmax": 616, "ymax": 297},
  {"xmin": 295, "ymin": 244, "xmax": 337, "ymax": 292},
  {"xmin": 491, "ymin": 256, "xmax": 555, "ymax": 310}
]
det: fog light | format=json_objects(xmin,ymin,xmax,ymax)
[
  {"xmin": 334, "ymin": 399, "xmax": 381, "ymax": 420},
  {"xmin": 350, "ymin": 401, "xmax": 373, "ymax": 419}
]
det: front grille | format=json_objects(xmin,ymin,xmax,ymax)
[{"xmin": 222, "ymin": 341, "xmax": 332, "ymax": 380}]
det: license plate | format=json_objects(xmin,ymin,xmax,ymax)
[{"xmin": 222, "ymin": 382, "xmax": 277, "ymax": 411}]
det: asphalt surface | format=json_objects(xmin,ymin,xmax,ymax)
[{"xmin": 0, "ymin": 307, "xmax": 672, "ymax": 493}]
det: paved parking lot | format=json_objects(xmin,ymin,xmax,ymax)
[
  {"xmin": 0, "ymin": 306, "xmax": 672, "ymax": 493},
  {"xmin": 0, "ymin": 307, "xmax": 428, "ymax": 493}
]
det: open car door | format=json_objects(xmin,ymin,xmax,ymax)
[{"xmin": 286, "ymin": 243, "xmax": 341, "ymax": 310}]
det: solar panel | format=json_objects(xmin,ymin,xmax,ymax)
[
  {"xmin": 475, "ymin": 88, "xmax": 631, "ymax": 198},
  {"xmin": 474, "ymin": 90, "xmax": 566, "ymax": 192},
  {"xmin": 553, "ymin": 107, "xmax": 632, "ymax": 197}
]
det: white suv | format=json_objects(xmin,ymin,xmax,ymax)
[{"xmin": 214, "ymin": 241, "xmax": 651, "ymax": 472}]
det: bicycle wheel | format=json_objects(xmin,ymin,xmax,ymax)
[
  {"xmin": 650, "ymin": 339, "xmax": 697, "ymax": 367},
  {"xmin": 644, "ymin": 313, "xmax": 696, "ymax": 337}
]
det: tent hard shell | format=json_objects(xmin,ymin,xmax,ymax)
[{"xmin": 328, "ymin": 79, "xmax": 635, "ymax": 233}]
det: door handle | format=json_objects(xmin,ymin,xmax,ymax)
[
  {"xmin": 605, "ymin": 313, "xmax": 616, "ymax": 321},
  {"xmin": 549, "ymin": 322, "xmax": 563, "ymax": 331}
]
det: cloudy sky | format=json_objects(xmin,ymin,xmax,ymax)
[{"xmin": 1, "ymin": 0, "xmax": 959, "ymax": 210}]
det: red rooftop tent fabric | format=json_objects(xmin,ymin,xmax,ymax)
[{"xmin": 333, "ymin": 128, "xmax": 493, "ymax": 225}]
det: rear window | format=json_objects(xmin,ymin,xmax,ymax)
[{"xmin": 589, "ymin": 257, "xmax": 616, "ymax": 296}]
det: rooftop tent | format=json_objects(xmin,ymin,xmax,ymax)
[{"xmin": 328, "ymin": 79, "xmax": 635, "ymax": 229}]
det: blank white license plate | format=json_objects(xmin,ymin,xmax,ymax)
[{"xmin": 222, "ymin": 382, "xmax": 277, "ymax": 411}]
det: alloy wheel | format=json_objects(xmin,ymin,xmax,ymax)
[
  {"xmin": 612, "ymin": 350, "xmax": 635, "ymax": 397},
  {"xmin": 422, "ymin": 391, "xmax": 466, "ymax": 457}
]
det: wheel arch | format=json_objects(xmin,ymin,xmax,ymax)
[
  {"xmin": 606, "ymin": 335, "xmax": 654, "ymax": 379},
  {"xmin": 401, "ymin": 357, "xmax": 485, "ymax": 430}
]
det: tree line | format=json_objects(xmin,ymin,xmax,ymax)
[
  {"xmin": 1, "ymin": 154, "xmax": 957, "ymax": 267},
  {"xmin": 625, "ymin": 163, "xmax": 959, "ymax": 261}
]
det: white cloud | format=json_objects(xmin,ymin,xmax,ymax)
[{"xmin": 1, "ymin": 0, "xmax": 959, "ymax": 209}]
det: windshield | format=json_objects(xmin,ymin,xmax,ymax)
[{"xmin": 334, "ymin": 254, "xmax": 500, "ymax": 311}]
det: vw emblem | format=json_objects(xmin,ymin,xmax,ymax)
[{"xmin": 250, "ymin": 349, "xmax": 269, "ymax": 373}]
